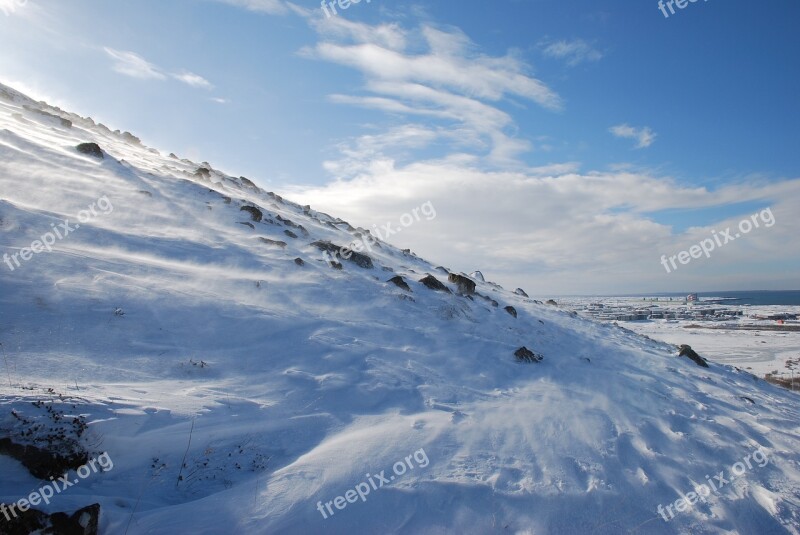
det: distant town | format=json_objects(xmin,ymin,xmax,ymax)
[{"xmin": 566, "ymin": 294, "xmax": 799, "ymax": 325}]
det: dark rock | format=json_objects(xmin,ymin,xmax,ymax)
[
  {"xmin": 0, "ymin": 438, "xmax": 88, "ymax": 480},
  {"xmin": 0, "ymin": 503, "xmax": 100, "ymax": 535},
  {"xmin": 239, "ymin": 176, "xmax": 257, "ymax": 189},
  {"xmin": 435, "ymin": 266, "xmax": 450, "ymax": 275},
  {"xmin": 222, "ymin": 196, "xmax": 232, "ymax": 204},
  {"xmin": 448, "ymin": 273, "xmax": 476, "ymax": 295},
  {"xmin": 514, "ymin": 347, "xmax": 543, "ymax": 363},
  {"xmin": 284, "ymin": 230, "xmax": 298, "ymax": 239},
  {"xmin": 294, "ymin": 258, "xmax": 304, "ymax": 266},
  {"xmin": 388, "ymin": 276, "xmax": 411, "ymax": 292},
  {"xmin": 741, "ymin": 396, "xmax": 755, "ymax": 404},
  {"xmin": 311, "ymin": 241, "xmax": 373, "ymax": 269},
  {"xmin": 259, "ymin": 237, "xmax": 287, "ymax": 248},
  {"xmin": 475, "ymin": 293, "xmax": 499, "ymax": 307},
  {"xmin": 267, "ymin": 192, "xmax": 284, "ymax": 203},
  {"xmin": 238, "ymin": 222, "xmax": 255, "ymax": 229},
  {"xmin": 514, "ymin": 288, "xmax": 529, "ymax": 298},
  {"xmin": 121, "ymin": 131, "xmax": 141, "ymax": 145},
  {"xmin": 138, "ymin": 190, "xmax": 152, "ymax": 197},
  {"xmin": 276, "ymin": 215, "xmax": 309, "ymax": 236},
  {"xmin": 330, "ymin": 261, "xmax": 343, "ymax": 270},
  {"xmin": 195, "ymin": 167, "xmax": 211, "ymax": 179},
  {"xmin": 23, "ymin": 105, "xmax": 72, "ymax": 128},
  {"xmin": 546, "ymin": 299, "xmax": 558, "ymax": 306},
  {"xmin": 419, "ymin": 275, "xmax": 451, "ymax": 293},
  {"xmin": 276, "ymin": 215, "xmax": 298, "ymax": 228},
  {"xmin": 504, "ymin": 306, "xmax": 517, "ymax": 318},
  {"xmin": 240, "ymin": 205, "xmax": 263, "ymax": 222},
  {"xmin": 382, "ymin": 266, "xmax": 394, "ymax": 272},
  {"xmin": 169, "ymin": 153, "xmax": 178, "ymax": 159},
  {"xmin": 76, "ymin": 142, "xmax": 103, "ymax": 159},
  {"xmin": 678, "ymin": 345, "xmax": 709, "ymax": 368}
]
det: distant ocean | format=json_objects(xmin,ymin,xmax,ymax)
[{"xmin": 629, "ymin": 291, "xmax": 800, "ymax": 306}]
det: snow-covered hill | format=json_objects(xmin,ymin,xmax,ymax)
[{"xmin": 1, "ymin": 82, "xmax": 799, "ymax": 534}]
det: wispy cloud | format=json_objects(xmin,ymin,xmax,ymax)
[
  {"xmin": 104, "ymin": 47, "xmax": 165, "ymax": 80},
  {"xmin": 609, "ymin": 124, "xmax": 657, "ymax": 149},
  {"xmin": 213, "ymin": 0, "xmax": 288, "ymax": 15},
  {"xmin": 300, "ymin": 20, "xmax": 562, "ymax": 166},
  {"xmin": 172, "ymin": 71, "xmax": 213, "ymax": 89},
  {"xmin": 541, "ymin": 39, "xmax": 603, "ymax": 67},
  {"xmin": 103, "ymin": 48, "xmax": 214, "ymax": 91}
]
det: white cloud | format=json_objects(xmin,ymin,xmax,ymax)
[
  {"xmin": 103, "ymin": 47, "xmax": 166, "ymax": 80},
  {"xmin": 172, "ymin": 71, "xmax": 213, "ymax": 89},
  {"xmin": 609, "ymin": 124, "xmax": 657, "ymax": 149},
  {"xmin": 541, "ymin": 39, "xmax": 603, "ymax": 67},
  {"xmin": 285, "ymin": 160, "xmax": 800, "ymax": 294},
  {"xmin": 103, "ymin": 48, "xmax": 213, "ymax": 91},
  {"xmin": 213, "ymin": 0, "xmax": 288, "ymax": 15}
]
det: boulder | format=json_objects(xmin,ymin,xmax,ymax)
[
  {"xmin": 514, "ymin": 288, "xmax": 529, "ymax": 298},
  {"xmin": 419, "ymin": 274, "xmax": 451, "ymax": 293},
  {"xmin": 311, "ymin": 241, "xmax": 373, "ymax": 269},
  {"xmin": 76, "ymin": 142, "xmax": 103, "ymax": 159},
  {"xmin": 514, "ymin": 347, "xmax": 543, "ymax": 363},
  {"xmin": 0, "ymin": 437, "xmax": 88, "ymax": 480},
  {"xmin": 258, "ymin": 238, "xmax": 287, "ymax": 248},
  {"xmin": 475, "ymin": 293, "xmax": 499, "ymax": 307},
  {"xmin": 448, "ymin": 273, "xmax": 476, "ymax": 295},
  {"xmin": 388, "ymin": 276, "xmax": 411, "ymax": 292},
  {"xmin": 240, "ymin": 206, "xmax": 263, "ymax": 222},
  {"xmin": 678, "ymin": 345, "xmax": 709, "ymax": 368},
  {"xmin": 0, "ymin": 503, "xmax": 100, "ymax": 535},
  {"xmin": 239, "ymin": 176, "xmax": 257, "ymax": 189},
  {"xmin": 504, "ymin": 306, "xmax": 518, "ymax": 318}
]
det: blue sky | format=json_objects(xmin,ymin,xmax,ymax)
[{"xmin": 1, "ymin": 0, "xmax": 798, "ymax": 294}]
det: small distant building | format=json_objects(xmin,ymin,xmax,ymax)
[{"xmin": 687, "ymin": 293, "xmax": 699, "ymax": 303}]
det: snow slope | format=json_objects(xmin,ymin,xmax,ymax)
[{"xmin": 1, "ymin": 82, "xmax": 799, "ymax": 534}]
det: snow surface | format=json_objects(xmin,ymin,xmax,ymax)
[{"xmin": 1, "ymin": 83, "xmax": 799, "ymax": 534}]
